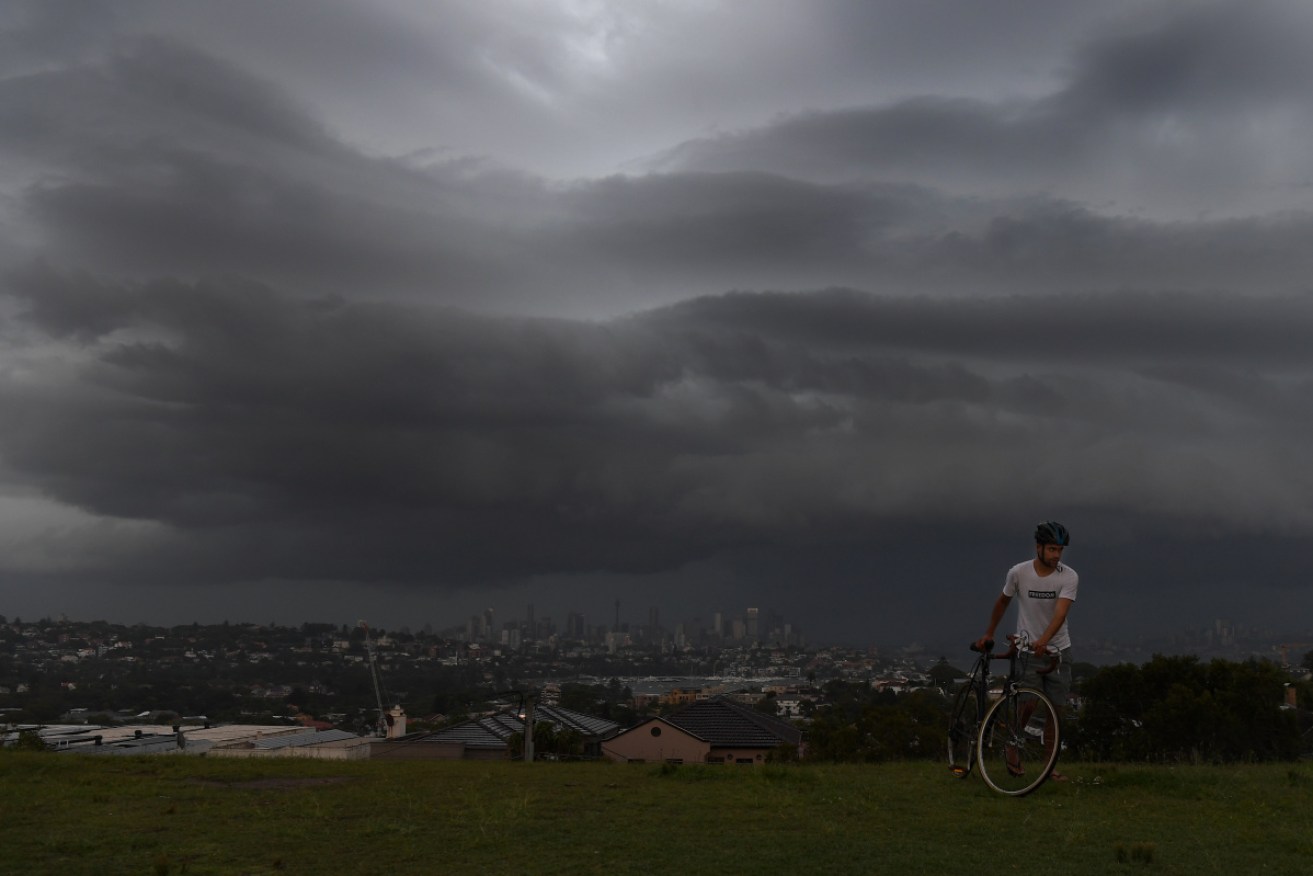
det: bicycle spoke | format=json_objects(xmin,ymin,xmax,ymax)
[{"xmin": 976, "ymin": 687, "xmax": 1060, "ymax": 796}]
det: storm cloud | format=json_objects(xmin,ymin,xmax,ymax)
[{"xmin": 1, "ymin": 1, "xmax": 1311, "ymax": 645}]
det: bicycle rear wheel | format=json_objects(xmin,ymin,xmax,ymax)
[
  {"xmin": 977, "ymin": 686, "xmax": 1060, "ymax": 796},
  {"xmin": 947, "ymin": 682, "xmax": 980, "ymax": 777}
]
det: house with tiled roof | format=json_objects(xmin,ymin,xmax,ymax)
[
  {"xmin": 371, "ymin": 705, "xmax": 621, "ymax": 761},
  {"xmin": 601, "ymin": 696, "xmax": 803, "ymax": 764}
]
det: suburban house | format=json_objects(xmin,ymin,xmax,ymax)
[
  {"xmin": 371, "ymin": 704, "xmax": 622, "ymax": 761},
  {"xmin": 602, "ymin": 696, "xmax": 804, "ymax": 764}
]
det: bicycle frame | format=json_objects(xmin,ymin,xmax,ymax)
[
  {"xmin": 946, "ymin": 639, "xmax": 994, "ymax": 777},
  {"xmin": 948, "ymin": 635, "xmax": 1059, "ymax": 787},
  {"xmin": 996, "ymin": 634, "xmax": 1059, "ymax": 691}
]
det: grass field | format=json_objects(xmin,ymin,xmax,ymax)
[{"xmin": 2, "ymin": 753, "xmax": 1311, "ymax": 875}]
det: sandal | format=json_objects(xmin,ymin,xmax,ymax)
[
  {"xmin": 1049, "ymin": 771, "xmax": 1069, "ymax": 782},
  {"xmin": 1005, "ymin": 745, "xmax": 1023, "ymax": 777}
]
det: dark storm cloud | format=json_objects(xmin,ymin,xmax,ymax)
[
  {"xmin": 0, "ymin": 38, "xmax": 523, "ymax": 304},
  {"xmin": 649, "ymin": 288, "xmax": 1313, "ymax": 369},
  {"xmin": 656, "ymin": 2, "xmax": 1313, "ymax": 217},
  {"xmin": 5, "ymin": 33, "xmax": 1313, "ymax": 321},
  {"xmin": 2, "ymin": 1, "xmax": 1313, "ymax": 640},
  {"xmin": 1058, "ymin": 0, "xmax": 1313, "ymax": 114},
  {"xmin": 558, "ymin": 179, "xmax": 1313, "ymax": 297},
  {"xmin": 5, "ymin": 269, "xmax": 1312, "ymax": 599}
]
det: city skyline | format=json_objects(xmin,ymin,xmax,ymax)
[
  {"xmin": 8, "ymin": 596, "xmax": 1309, "ymax": 670},
  {"xmin": 445, "ymin": 601, "xmax": 803, "ymax": 649}
]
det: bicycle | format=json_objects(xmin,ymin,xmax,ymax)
[
  {"xmin": 946, "ymin": 638, "xmax": 992, "ymax": 779},
  {"xmin": 947, "ymin": 634, "xmax": 1061, "ymax": 796}
]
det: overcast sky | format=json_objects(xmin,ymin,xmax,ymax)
[{"xmin": 2, "ymin": 0, "xmax": 1313, "ymax": 652}]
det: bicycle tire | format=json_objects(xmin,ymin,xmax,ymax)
[
  {"xmin": 976, "ymin": 686, "xmax": 1060, "ymax": 796},
  {"xmin": 947, "ymin": 682, "xmax": 980, "ymax": 777}
]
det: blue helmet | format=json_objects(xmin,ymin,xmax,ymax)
[{"xmin": 1034, "ymin": 521, "xmax": 1070, "ymax": 546}]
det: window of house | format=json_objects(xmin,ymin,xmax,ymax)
[{"xmin": 650, "ymin": 726, "xmax": 661, "ymax": 737}]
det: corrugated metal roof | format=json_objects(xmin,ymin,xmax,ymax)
[
  {"xmin": 420, "ymin": 705, "xmax": 621, "ymax": 749},
  {"xmin": 12, "ymin": 724, "xmax": 351, "ymax": 754},
  {"xmin": 248, "ymin": 729, "xmax": 360, "ymax": 750},
  {"xmin": 534, "ymin": 705, "xmax": 622, "ymax": 738},
  {"xmin": 424, "ymin": 718, "xmax": 510, "ymax": 749}
]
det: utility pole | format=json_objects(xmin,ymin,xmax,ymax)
[
  {"xmin": 359, "ymin": 620, "xmax": 387, "ymax": 737},
  {"xmin": 523, "ymin": 691, "xmax": 536, "ymax": 763}
]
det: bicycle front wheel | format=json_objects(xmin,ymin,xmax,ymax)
[
  {"xmin": 947, "ymin": 683, "xmax": 980, "ymax": 778},
  {"xmin": 976, "ymin": 686, "xmax": 1060, "ymax": 796}
]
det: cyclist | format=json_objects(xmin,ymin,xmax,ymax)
[{"xmin": 975, "ymin": 521, "xmax": 1078, "ymax": 780}]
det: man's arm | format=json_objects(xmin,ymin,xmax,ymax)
[
  {"xmin": 975, "ymin": 592, "xmax": 1012, "ymax": 650},
  {"xmin": 1031, "ymin": 597, "xmax": 1073, "ymax": 655}
]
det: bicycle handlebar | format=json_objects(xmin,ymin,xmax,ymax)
[{"xmin": 972, "ymin": 634, "xmax": 1060, "ymax": 675}]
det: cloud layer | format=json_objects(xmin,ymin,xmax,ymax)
[{"xmin": 2, "ymin": 1, "xmax": 1312, "ymax": 643}]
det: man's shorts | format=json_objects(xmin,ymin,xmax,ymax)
[{"xmin": 1019, "ymin": 647, "xmax": 1072, "ymax": 714}]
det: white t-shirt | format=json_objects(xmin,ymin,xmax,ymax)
[{"xmin": 1003, "ymin": 559, "xmax": 1079, "ymax": 651}]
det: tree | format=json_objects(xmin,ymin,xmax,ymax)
[
  {"xmin": 11, "ymin": 729, "xmax": 47, "ymax": 752},
  {"xmin": 1074, "ymin": 655, "xmax": 1300, "ymax": 763},
  {"xmin": 558, "ymin": 683, "xmax": 603, "ymax": 713},
  {"xmin": 928, "ymin": 658, "xmax": 964, "ymax": 689},
  {"xmin": 801, "ymin": 683, "xmax": 945, "ymax": 764}
]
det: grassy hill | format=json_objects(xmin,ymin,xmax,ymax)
[{"xmin": 2, "ymin": 753, "xmax": 1311, "ymax": 875}]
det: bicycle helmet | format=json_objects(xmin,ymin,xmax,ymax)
[{"xmin": 1034, "ymin": 521, "xmax": 1070, "ymax": 546}]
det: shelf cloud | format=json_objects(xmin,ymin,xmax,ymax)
[{"xmin": 2, "ymin": 0, "xmax": 1311, "ymax": 645}]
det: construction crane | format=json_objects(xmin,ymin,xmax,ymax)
[{"xmin": 358, "ymin": 620, "xmax": 388, "ymax": 737}]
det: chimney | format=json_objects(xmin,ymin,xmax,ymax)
[{"xmin": 386, "ymin": 705, "xmax": 407, "ymax": 739}]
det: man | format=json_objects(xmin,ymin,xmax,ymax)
[{"xmin": 976, "ymin": 520, "xmax": 1078, "ymax": 779}]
